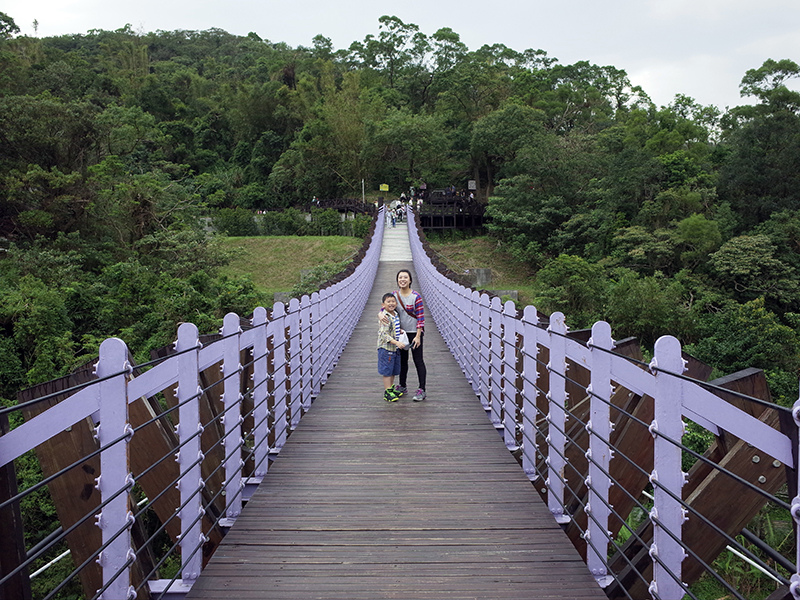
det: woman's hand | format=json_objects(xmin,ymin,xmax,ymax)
[{"xmin": 378, "ymin": 310, "xmax": 389, "ymax": 325}]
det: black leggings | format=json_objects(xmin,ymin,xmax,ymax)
[{"xmin": 399, "ymin": 331, "xmax": 426, "ymax": 390}]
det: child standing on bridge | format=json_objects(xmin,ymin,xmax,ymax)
[{"xmin": 377, "ymin": 293, "xmax": 407, "ymax": 402}]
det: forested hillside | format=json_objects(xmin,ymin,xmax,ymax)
[{"xmin": 1, "ymin": 11, "xmax": 799, "ymax": 405}]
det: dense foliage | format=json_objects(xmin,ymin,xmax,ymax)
[{"xmin": 0, "ymin": 11, "xmax": 799, "ymax": 407}]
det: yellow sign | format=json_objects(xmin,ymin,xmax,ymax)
[{"xmin": 379, "ymin": 184, "xmax": 389, "ymax": 192}]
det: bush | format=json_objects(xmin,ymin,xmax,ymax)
[
  {"xmin": 289, "ymin": 260, "xmax": 349, "ymax": 298},
  {"xmin": 213, "ymin": 208, "xmax": 258, "ymax": 236},
  {"xmin": 257, "ymin": 208, "xmax": 308, "ymax": 236},
  {"xmin": 531, "ymin": 254, "xmax": 607, "ymax": 327},
  {"xmin": 308, "ymin": 208, "xmax": 342, "ymax": 236}
]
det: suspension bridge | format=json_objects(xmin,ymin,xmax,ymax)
[{"xmin": 0, "ymin": 208, "xmax": 798, "ymax": 600}]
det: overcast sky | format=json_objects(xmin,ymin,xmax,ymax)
[{"xmin": 5, "ymin": 0, "xmax": 799, "ymax": 110}]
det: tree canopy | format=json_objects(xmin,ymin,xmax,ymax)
[{"xmin": 0, "ymin": 13, "xmax": 799, "ymax": 404}]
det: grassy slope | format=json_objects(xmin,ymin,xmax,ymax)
[
  {"xmin": 218, "ymin": 234, "xmax": 530, "ymax": 304},
  {"xmin": 426, "ymin": 236, "xmax": 536, "ymax": 305},
  {"xmin": 218, "ymin": 236, "xmax": 363, "ymax": 296}
]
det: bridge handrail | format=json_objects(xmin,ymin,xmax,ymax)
[
  {"xmin": 0, "ymin": 209, "xmax": 386, "ymax": 599},
  {"xmin": 407, "ymin": 207, "xmax": 800, "ymax": 599}
]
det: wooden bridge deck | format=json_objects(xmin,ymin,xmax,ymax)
[{"xmin": 184, "ymin": 260, "xmax": 607, "ymax": 600}]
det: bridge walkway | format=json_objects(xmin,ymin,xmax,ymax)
[{"xmin": 184, "ymin": 222, "xmax": 606, "ymax": 599}]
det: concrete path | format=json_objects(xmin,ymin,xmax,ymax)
[{"xmin": 380, "ymin": 219, "xmax": 413, "ymax": 262}]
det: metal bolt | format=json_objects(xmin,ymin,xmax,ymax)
[
  {"xmin": 751, "ymin": 455, "xmax": 761, "ymax": 464},
  {"xmin": 773, "ymin": 460, "xmax": 782, "ymax": 468},
  {"xmin": 758, "ymin": 475, "xmax": 767, "ymax": 484}
]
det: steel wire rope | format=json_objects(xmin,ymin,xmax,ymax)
[
  {"xmin": 549, "ymin": 364, "xmax": 790, "ymax": 512},
  {"xmin": 128, "ymin": 443, "xmax": 211, "ymax": 558},
  {"xmin": 550, "ymin": 417, "xmax": 762, "ymax": 600},
  {"xmin": 37, "ymin": 472, "xmax": 139, "ymax": 600},
  {"xmin": 540, "ymin": 440, "xmax": 656, "ymax": 596},
  {"xmin": 131, "ymin": 388, "xmax": 267, "ymax": 524},
  {"xmin": 23, "ymin": 256, "xmax": 363, "ymax": 595},
  {"xmin": 237, "ymin": 390, "xmax": 275, "ymax": 474},
  {"xmin": 0, "ymin": 447, "xmax": 137, "ymax": 588},
  {"xmin": 648, "ymin": 414, "xmax": 790, "ymax": 511},
  {"xmin": 0, "ymin": 365, "xmax": 130, "ymax": 417},
  {"xmin": 648, "ymin": 508, "xmax": 750, "ymax": 600},
  {"xmin": 134, "ymin": 415, "xmax": 271, "ymax": 599},
  {"xmin": 129, "ymin": 365, "xmax": 267, "ymax": 555},
  {"xmin": 416, "ymin": 232, "xmax": 743, "ymax": 596},
  {"xmin": 580, "ymin": 337, "xmax": 793, "ymax": 415},
  {"xmin": 644, "ymin": 457, "xmax": 791, "ymax": 588},
  {"xmin": 0, "ymin": 418, "xmax": 138, "ymax": 513},
  {"xmin": 239, "ymin": 345, "xmax": 269, "ymax": 372},
  {"xmin": 548, "ymin": 375, "xmax": 795, "ymax": 593},
  {"xmin": 128, "ymin": 339, "xmax": 214, "ymax": 372},
  {"xmin": 131, "ymin": 423, "xmax": 251, "ymax": 594},
  {"xmin": 740, "ymin": 527, "xmax": 796, "ymax": 574}
]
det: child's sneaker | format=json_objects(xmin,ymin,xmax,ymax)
[
  {"xmin": 394, "ymin": 385, "xmax": 408, "ymax": 397},
  {"xmin": 412, "ymin": 389, "xmax": 426, "ymax": 402},
  {"xmin": 384, "ymin": 388, "xmax": 399, "ymax": 402}
]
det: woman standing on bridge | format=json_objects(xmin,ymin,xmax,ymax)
[{"xmin": 380, "ymin": 269, "xmax": 427, "ymax": 401}]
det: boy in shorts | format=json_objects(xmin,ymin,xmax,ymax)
[{"xmin": 377, "ymin": 293, "xmax": 406, "ymax": 402}]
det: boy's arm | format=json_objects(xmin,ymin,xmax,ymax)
[{"xmin": 377, "ymin": 321, "xmax": 394, "ymax": 346}]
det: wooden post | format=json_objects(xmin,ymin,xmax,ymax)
[
  {"xmin": 270, "ymin": 302, "xmax": 288, "ymax": 451},
  {"xmin": 175, "ymin": 323, "xmax": 204, "ymax": 582},
  {"xmin": 95, "ymin": 337, "xmax": 134, "ymax": 600},
  {"xmin": 478, "ymin": 294, "xmax": 491, "ymax": 412},
  {"xmin": 288, "ymin": 298, "xmax": 302, "ymax": 431}
]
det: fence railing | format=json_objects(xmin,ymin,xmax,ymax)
[
  {"xmin": 407, "ymin": 209, "xmax": 800, "ymax": 600},
  {"xmin": 0, "ymin": 210, "xmax": 385, "ymax": 600}
]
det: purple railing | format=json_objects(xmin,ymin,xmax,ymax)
[
  {"xmin": 0, "ymin": 211, "xmax": 384, "ymax": 600},
  {"xmin": 407, "ymin": 209, "xmax": 800, "ymax": 600}
]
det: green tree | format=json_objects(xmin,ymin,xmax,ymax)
[
  {"xmin": 531, "ymin": 254, "xmax": 607, "ymax": 327},
  {"xmin": 370, "ymin": 108, "xmax": 449, "ymax": 189},
  {"xmin": 471, "ymin": 103, "xmax": 547, "ymax": 194},
  {"xmin": 709, "ymin": 234, "xmax": 799, "ymax": 309},
  {"xmin": 675, "ymin": 213, "xmax": 721, "ymax": 269},
  {"xmin": 688, "ymin": 298, "xmax": 800, "ymax": 375},
  {"xmin": 0, "ymin": 11, "xmax": 20, "ymax": 39},
  {"xmin": 605, "ymin": 269, "xmax": 695, "ymax": 347}
]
